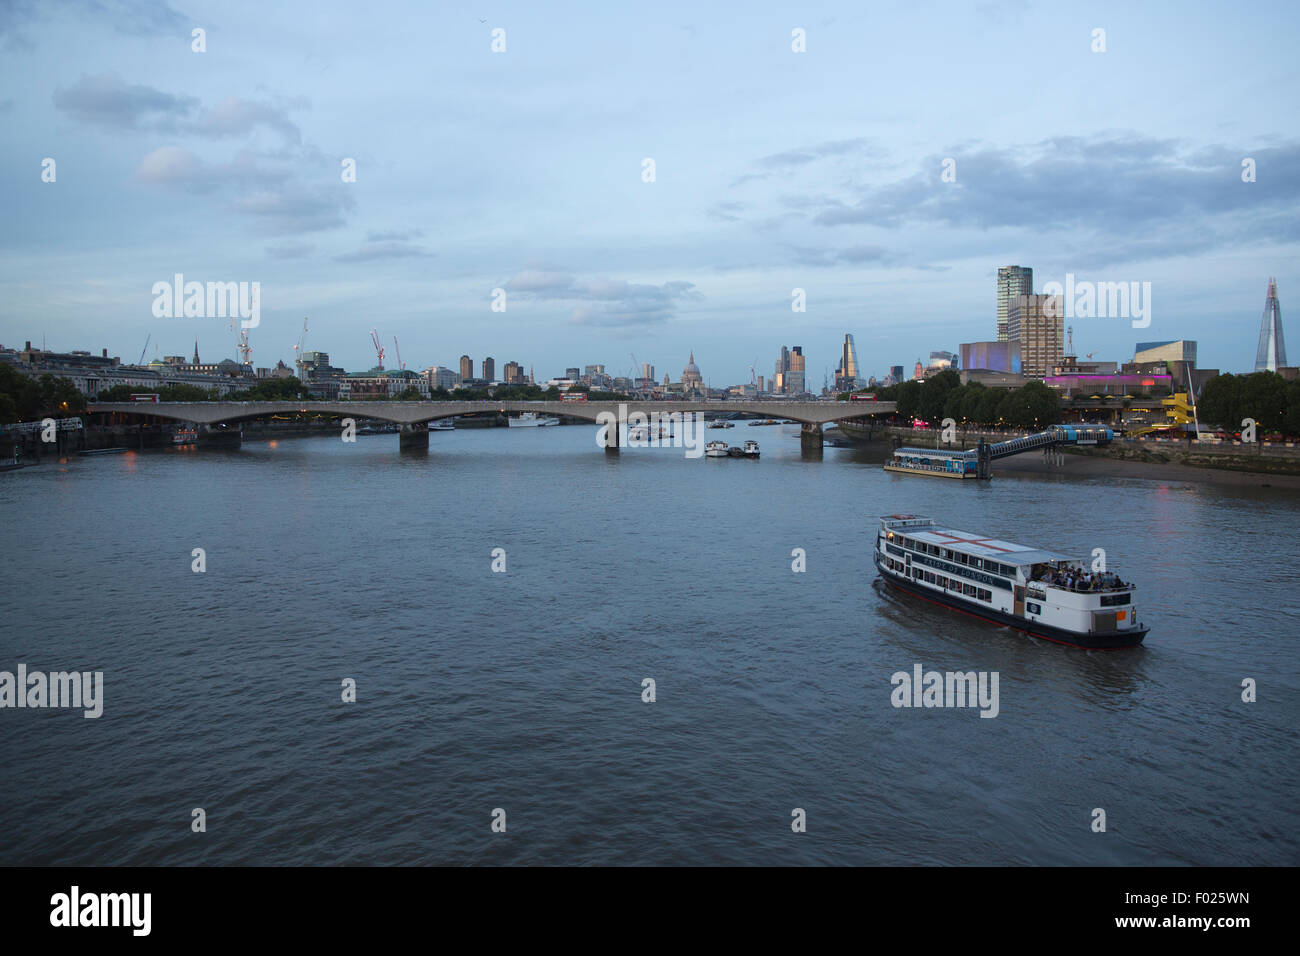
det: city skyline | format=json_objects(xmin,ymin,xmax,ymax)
[{"xmin": 2, "ymin": 2, "xmax": 1298, "ymax": 383}]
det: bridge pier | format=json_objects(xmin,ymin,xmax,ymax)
[
  {"xmin": 197, "ymin": 423, "xmax": 241, "ymax": 449},
  {"xmin": 399, "ymin": 422, "xmax": 429, "ymax": 452},
  {"xmin": 604, "ymin": 421, "xmax": 620, "ymax": 455},
  {"xmin": 800, "ymin": 422, "xmax": 823, "ymax": 457}
]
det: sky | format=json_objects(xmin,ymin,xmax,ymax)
[{"xmin": 2, "ymin": 0, "xmax": 1298, "ymax": 386}]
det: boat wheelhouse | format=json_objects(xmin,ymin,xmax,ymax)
[{"xmin": 873, "ymin": 514, "xmax": 1148, "ymax": 649}]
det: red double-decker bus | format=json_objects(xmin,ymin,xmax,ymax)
[
  {"xmin": 850, "ymin": 392, "xmax": 877, "ymax": 402},
  {"xmin": 561, "ymin": 392, "xmax": 587, "ymax": 402}
]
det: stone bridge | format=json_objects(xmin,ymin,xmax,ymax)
[{"xmin": 87, "ymin": 399, "xmax": 897, "ymax": 451}]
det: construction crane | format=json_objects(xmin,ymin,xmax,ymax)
[
  {"xmin": 137, "ymin": 333, "xmax": 151, "ymax": 366},
  {"xmin": 236, "ymin": 328, "xmax": 252, "ymax": 367},
  {"xmin": 393, "ymin": 336, "xmax": 405, "ymax": 370},
  {"xmin": 292, "ymin": 318, "xmax": 309, "ymax": 379},
  {"xmin": 748, "ymin": 358, "xmax": 758, "ymax": 388},
  {"xmin": 369, "ymin": 328, "xmax": 385, "ymax": 371}
]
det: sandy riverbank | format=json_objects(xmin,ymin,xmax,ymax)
[{"xmin": 992, "ymin": 449, "xmax": 1300, "ymax": 490}]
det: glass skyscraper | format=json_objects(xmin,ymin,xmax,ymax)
[
  {"xmin": 1255, "ymin": 277, "xmax": 1287, "ymax": 372},
  {"xmin": 835, "ymin": 333, "xmax": 862, "ymax": 391},
  {"xmin": 997, "ymin": 266, "xmax": 1033, "ymax": 342}
]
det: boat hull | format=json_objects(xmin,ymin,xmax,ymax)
[{"xmin": 874, "ymin": 553, "xmax": 1147, "ymax": 649}]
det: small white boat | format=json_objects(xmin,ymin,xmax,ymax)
[
  {"xmin": 705, "ymin": 441, "xmax": 730, "ymax": 457},
  {"xmin": 509, "ymin": 412, "xmax": 559, "ymax": 428},
  {"xmin": 742, "ymin": 440, "xmax": 760, "ymax": 458},
  {"xmin": 707, "ymin": 420, "xmax": 734, "ymax": 429},
  {"xmin": 429, "ymin": 419, "xmax": 454, "ymax": 431}
]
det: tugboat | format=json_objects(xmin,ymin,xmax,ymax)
[
  {"xmin": 173, "ymin": 426, "xmax": 198, "ymax": 446},
  {"xmin": 705, "ymin": 441, "xmax": 730, "ymax": 458},
  {"xmin": 873, "ymin": 514, "xmax": 1148, "ymax": 649},
  {"xmin": 741, "ymin": 440, "xmax": 760, "ymax": 458}
]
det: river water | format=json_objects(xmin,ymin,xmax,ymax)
[{"xmin": 2, "ymin": 423, "xmax": 1297, "ymax": 865}]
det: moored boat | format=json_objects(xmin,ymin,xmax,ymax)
[
  {"xmin": 874, "ymin": 514, "xmax": 1148, "ymax": 649},
  {"xmin": 705, "ymin": 441, "xmax": 730, "ymax": 457},
  {"xmin": 741, "ymin": 440, "xmax": 760, "ymax": 458},
  {"xmin": 509, "ymin": 412, "xmax": 559, "ymax": 428}
]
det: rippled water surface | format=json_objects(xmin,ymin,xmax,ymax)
[{"xmin": 2, "ymin": 425, "xmax": 1297, "ymax": 865}]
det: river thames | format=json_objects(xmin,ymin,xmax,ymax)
[{"xmin": 1, "ymin": 423, "xmax": 1297, "ymax": 865}]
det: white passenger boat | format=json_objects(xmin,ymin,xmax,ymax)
[
  {"xmin": 508, "ymin": 413, "xmax": 559, "ymax": 428},
  {"xmin": 742, "ymin": 440, "xmax": 760, "ymax": 458},
  {"xmin": 705, "ymin": 441, "xmax": 730, "ymax": 458},
  {"xmin": 874, "ymin": 514, "xmax": 1148, "ymax": 649},
  {"xmin": 428, "ymin": 419, "xmax": 454, "ymax": 431}
]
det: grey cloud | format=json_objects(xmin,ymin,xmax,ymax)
[
  {"xmin": 3, "ymin": 0, "xmax": 185, "ymax": 48},
  {"xmin": 53, "ymin": 73, "xmax": 197, "ymax": 130},
  {"xmin": 334, "ymin": 238, "xmax": 433, "ymax": 262},
  {"xmin": 366, "ymin": 229, "xmax": 425, "ymax": 242},
  {"xmin": 706, "ymin": 201, "xmax": 746, "ymax": 222},
  {"xmin": 234, "ymin": 187, "xmax": 357, "ymax": 236},
  {"xmin": 506, "ymin": 269, "xmax": 702, "ymax": 328},
  {"xmin": 757, "ymin": 138, "xmax": 871, "ymax": 169},
  {"xmin": 812, "ymin": 136, "xmax": 1300, "ymax": 231},
  {"xmin": 266, "ymin": 240, "xmax": 316, "ymax": 259},
  {"xmin": 55, "ymin": 75, "xmax": 304, "ymax": 146},
  {"xmin": 134, "ymin": 147, "xmax": 293, "ymax": 192},
  {"xmin": 192, "ymin": 97, "xmax": 303, "ymax": 145}
]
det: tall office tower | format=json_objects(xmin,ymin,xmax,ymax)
[
  {"xmin": 756, "ymin": 375, "xmax": 765, "ymax": 393},
  {"xmin": 890, "ymin": 365, "xmax": 904, "ymax": 384},
  {"xmin": 565, "ymin": 367, "xmax": 580, "ymax": 381},
  {"xmin": 1007, "ymin": 294, "xmax": 1064, "ymax": 378},
  {"xmin": 642, "ymin": 363, "xmax": 654, "ymax": 381},
  {"xmin": 482, "ymin": 357, "xmax": 495, "ymax": 382},
  {"xmin": 503, "ymin": 361, "xmax": 522, "ymax": 383},
  {"xmin": 834, "ymin": 333, "xmax": 862, "ymax": 391},
  {"xmin": 997, "ymin": 266, "xmax": 1034, "ymax": 342},
  {"xmin": 787, "ymin": 346, "xmax": 805, "ymax": 394},
  {"xmin": 584, "ymin": 364, "xmax": 606, "ymax": 377},
  {"xmin": 1255, "ymin": 277, "xmax": 1288, "ymax": 372},
  {"xmin": 459, "ymin": 355, "xmax": 473, "ymax": 380},
  {"xmin": 774, "ymin": 346, "xmax": 790, "ymax": 393}
]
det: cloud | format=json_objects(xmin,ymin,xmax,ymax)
[
  {"xmin": 786, "ymin": 244, "xmax": 901, "ymax": 268},
  {"xmin": 192, "ymin": 96, "xmax": 303, "ymax": 145},
  {"xmin": 801, "ymin": 135, "xmax": 1300, "ymax": 266},
  {"xmin": 266, "ymin": 240, "xmax": 316, "ymax": 260},
  {"xmin": 706, "ymin": 201, "xmax": 746, "ymax": 222},
  {"xmin": 53, "ymin": 73, "xmax": 197, "ymax": 130},
  {"xmin": 334, "ymin": 235, "xmax": 433, "ymax": 262},
  {"xmin": 3, "ymin": 0, "xmax": 186, "ymax": 49},
  {"xmin": 235, "ymin": 187, "xmax": 357, "ymax": 236},
  {"xmin": 506, "ymin": 269, "xmax": 702, "ymax": 328},
  {"xmin": 134, "ymin": 147, "xmax": 292, "ymax": 191},
  {"xmin": 756, "ymin": 138, "xmax": 871, "ymax": 169},
  {"xmin": 365, "ymin": 229, "xmax": 425, "ymax": 242},
  {"xmin": 55, "ymin": 75, "xmax": 304, "ymax": 147}
]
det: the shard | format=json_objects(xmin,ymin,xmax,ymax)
[{"xmin": 1255, "ymin": 277, "xmax": 1287, "ymax": 372}]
